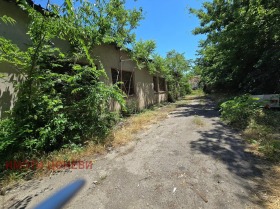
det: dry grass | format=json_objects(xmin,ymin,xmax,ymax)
[
  {"xmin": 109, "ymin": 104, "xmax": 176, "ymax": 146},
  {"xmin": 222, "ymin": 104, "xmax": 280, "ymax": 209},
  {"xmin": 190, "ymin": 89, "xmax": 205, "ymax": 96},
  {"xmin": 266, "ymin": 165, "xmax": 280, "ymax": 209},
  {"xmin": 242, "ymin": 118, "xmax": 280, "ymax": 163},
  {"xmin": 192, "ymin": 115, "xmax": 205, "ymax": 127},
  {"xmin": 244, "ymin": 134, "xmax": 280, "ymax": 209},
  {"xmin": 256, "ymin": 165, "xmax": 280, "ymax": 209}
]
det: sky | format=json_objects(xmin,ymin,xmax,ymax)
[
  {"xmin": 125, "ymin": 0, "xmax": 207, "ymax": 60},
  {"xmin": 33, "ymin": 0, "xmax": 207, "ymax": 60}
]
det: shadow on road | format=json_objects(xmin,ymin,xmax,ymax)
[
  {"xmin": 192, "ymin": 122, "xmax": 263, "ymax": 179},
  {"xmin": 171, "ymin": 103, "xmax": 219, "ymax": 118},
  {"xmin": 177, "ymin": 96, "xmax": 268, "ymax": 207}
]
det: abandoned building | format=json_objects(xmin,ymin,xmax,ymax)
[{"xmin": 0, "ymin": 0, "xmax": 168, "ymax": 119}]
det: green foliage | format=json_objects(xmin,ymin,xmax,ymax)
[
  {"xmin": 64, "ymin": 0, "xmax": 143, "ymax": 48},
  {"xmin": 191, "ymin": 0, "xmax": 280, "ymax": 94},
  {"xmin": 220, "ymin": 95, "xmax": 261, "ymax": 129},
  {"xmin": 131, "ymin": 40, "xmax": 157, "ymax": 70},
  {"xmin": 0, "ymin": 0, "xmax": 192, "ymax": 172},
  {"xmin": 0, "ymin": 0, "xmax": 143, "ymax": 168},
  {"xmin": 0, "ymin": 15, "xmax": 16, "ymax": 25},
  {"xmin": 121, "ymin": 99, "xmax": 139, "ymax": 116},
  {"xmin": 0, "ymin": 119, "xmax": 15, "ymax": 155},
  {"xmin": 165, "ymin": 50, "xmax": 190, "ymax": 102},
  {"xmin": 242, "ymin": 106, "xmax": 280, "ymax": 162},
  {"xmin": 180, "ymin": 79, "xmax": 192, "ymax": 95},
  {"xmin": 192, "ymin": 0, "xmax": 280, "ymax": 161}
]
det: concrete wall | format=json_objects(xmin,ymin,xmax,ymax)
[
  {"xmin": 91, "ymin": 44, "xmax": 168, "ymax": 110},
  {"xmin": 0, "ymin": 0, "xmax": 30, "ymax": 118},
  {"xmin": 0, "ymin": 0, "xmax": 30, "ymax": 49}
]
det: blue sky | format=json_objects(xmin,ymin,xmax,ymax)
[
  {"xmin": 125, "ymin": 0, "xmax": 207, "ymax": 60},
  {"xmin": 34, "ymin": 0, "xmax": 207, "ymax": 60}
]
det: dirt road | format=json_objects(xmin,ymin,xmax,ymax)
[{"xmin": 3, "ymin": 97, "xmax": 266, "ymax": 209}]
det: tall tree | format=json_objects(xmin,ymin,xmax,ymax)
[
  {"xmin": 191, "ymin": 0, "xmax": 280, "ymax": 94},
  {"xmin": 165, "ymin": 50, "xmax": 190, "ymax": 101}
]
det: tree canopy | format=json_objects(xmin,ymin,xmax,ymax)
[{"xmin": 191, "ymin": 0, "xmax": 280, "ymax": 94}]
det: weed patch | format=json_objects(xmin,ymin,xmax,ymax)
[{"xmin": 192, "ymin": 115, "xmax": 205, "ymax": 127}]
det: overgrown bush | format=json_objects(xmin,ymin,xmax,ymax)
[
  {"xmin": 180, "ymin": 82, "xmax": 192, "ymax": 96},
  {"xmin": 220, "ymin": 94, "xmax": 261, "ymax": 129},
  {"xmin": 220, "ymin": 95, "xmax": 280, "ymax": 161},
  {"xmin": 245, "ymin": 110, "xmax": 280, "ymax": 162},
  {"xmin": 167, "ymin": 82, "xmax": 192, "ymax": 102},
  {"xmin": 121, "ymin": 99, "xmax": 139, "ymax": 116},
  {"xmin": 167, "ymin": 83, "xmax": 179, "ymax": 102},
  {"xmin": 0, "ymin": 0, "xmax": 145, "ymax": 170},
  {"xmin": 0, "ymin": 63, "xmax": 124, "ymax": 165}
]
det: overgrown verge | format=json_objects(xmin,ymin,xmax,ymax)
[
  {"xmin": 0, "ymin": 0, "xmax": 132, "ymax": 176},
  {"xmin": 264, "ymin": 166, "xmax": 280, "ymax": 209},
  {"xmin": 0, "ymin": 101, "xmax": 177, "ymax": 192},
  {"xmin": 220, "ymin": 95, "xmax": 280, "ymax": 161},
  {"xmin": 219, "ymin": 94, "xmax": 280, "ymax": 209}
]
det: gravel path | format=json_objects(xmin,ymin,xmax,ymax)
[{"xmin": 2, "ymin": 97, "xmax": 266, "ymax": 209}]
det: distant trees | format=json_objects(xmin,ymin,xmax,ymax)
[
  {"xmin": 165, "ymin": 50, "xmax": 191, "ymax": 101},
  {"xmin": 191, "ymin": 0, "xmax": 280, "ymax": 94},
  {"xmin": 131, "ymin": 41, "xmax": 191, "ymax": 102}
]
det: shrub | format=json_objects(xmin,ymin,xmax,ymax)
[
  {"xmin": 220, "ymin": 95, "xmax": 280, "ymax": 162},
  {"xmin": 0, "ymin": 64, "xmax": 124, "ymax": 170},
  {"xmin": 167, "ymin": 85, "xmax": 178, "ymax": 103},
  {"xmin": 220, "ymin": 94, "xmax": 261, "ymax": 129},
  {"xmin": 180, "ymin": 82, "xmax": 192, "ymax": 96},
  {"xmin": 121, "ymin": 99, "xmax": 139, "ymax": 116}
]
